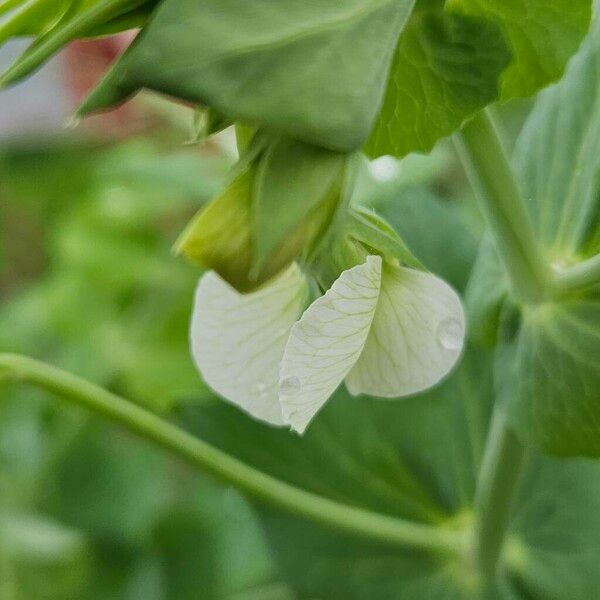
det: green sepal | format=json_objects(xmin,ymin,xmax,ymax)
[
  {"xmin": 188, "ymin": 107, "xmax": 233, "ymax": 145},
  {"xmin": 251, "ymin": 136, "xmax": 347, "ymax": 276},
  {"xmin": 175, "ymin": 133, "xmax": 353, "ymax": 292},
  {"xmin": 346, "ymin": 206, "xmax": 423, "ymax": 270},
  {"xmin": 173, "ymin": 166, "xmax": 257, "ymax": 292}
]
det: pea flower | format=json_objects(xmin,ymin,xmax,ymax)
[{"xmin": 190, "ymin": 255, "xmax": 465, "ymax": 434}]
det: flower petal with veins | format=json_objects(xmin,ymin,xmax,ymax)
[
  {"xmin": 345, "ymin": 264, "xmax": 465, "ymax": 397},
  {"xmin": 279, "ymin": 255, "xmax": 382, "ymax": 433},
  {"xmin": 190, "ymin": 264, "xmax": 306, "ymax": 425}
]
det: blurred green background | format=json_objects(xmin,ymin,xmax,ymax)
[
  {"xmin": 0, "ymin": 67, "xmax": 297, "ymax": 596},
  {"xmin": 0, "ymin": 38, "xmax": 534, "ymax": 600}
]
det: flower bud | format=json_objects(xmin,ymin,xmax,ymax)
[{"xmin": 175, "ymin": 133, "xmax": 351, "ymax": 292}]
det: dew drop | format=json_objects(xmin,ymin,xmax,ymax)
[
  {"xmin": 280, "ymin": 376, "xmax": 302, "ymax": 395},
  {"xmin": 437, "ymin": 317, "xmax": 463, "ymax": 351}
]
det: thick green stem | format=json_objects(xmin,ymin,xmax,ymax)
[
  {"xmin": 551, "ymin": 253, "xmax": 600, "ymax": 296},
  {"xmin": 455, "ymin": 109, "xmax": 549, "ymax": 303},
  {"xmin": 474, "ymin": 403, "xmax": 526, "ymax": 585},
  {"xmin": 0, "ymin": 353, "xmax": 465, "ymax": 555}
]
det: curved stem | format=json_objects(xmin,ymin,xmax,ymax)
[
  {"xmin": 474, "ymin": 402, "xmax": 526, "ymax": 584},
  {"xmin": 0, "ymin": 353, "xmax": 465, "ymax": 556},
  {"xmin": 551, "ymin": 253, "xmax": 600, "ymax": 297},
  {"xmin": 455, "ymin": 109, "xmax": 549, "ymax": 303}
]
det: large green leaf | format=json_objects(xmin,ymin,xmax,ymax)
[
  {"xmin": 365, "ymin": 8, "xmax": 510, "ymax": 158},
  {"xmin": 468, "ymin": 14, "xmax": 600, "ymax": 456},
  {"xmin": 77, "ymin": 0, "xmax": 416, "ymax": 152},
  {"xmin": 183, "ymin": 348, "xmax": 600, "ymax": 598},
  {"xmin": 367, "ymin": 0, "xmax": 592, "ymax": 158},
  {"xmin": 448, "ymin": 0, "xmax": 592, "ymax": 100}
]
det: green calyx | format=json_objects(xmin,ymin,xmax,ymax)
[
  {"xmin": 310, "ymin": 205, "xmax": 423, "ymax": 291},
  {"xmin": 174, "ymin": 132, "xmax": 352, "ymax": 292}
]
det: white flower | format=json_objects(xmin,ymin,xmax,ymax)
[{"xmin": 190, "ymin": 256, "xmax": 465, "ymax": 433}]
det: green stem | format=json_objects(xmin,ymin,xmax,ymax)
[
  {"xmin": 0, "ymin": 353, "xmax": 464, "ymax": 555},
  {"xmin": 455, "ymin": 109, "xmax": 549, "ymax": 303},
  {"xmin": 551, "ymin": 253, "xmax": 600, "ymax": 296},
  {"xmin": 473, "ymin": 402, "xmax": 526, "ymax": 585}
]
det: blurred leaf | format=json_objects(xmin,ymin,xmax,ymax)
[
  {"xmin": 183, "ymin": 347, "xmax": 600, "ymax": 598},
  {"xmin": 0, "ymin": 512, "xmax": 91, "ymax": 600},
  {"xmin": 51, "ymin": 423, "xmax": 169, "ymax": 543},
  {"xmin": 77, "ymin": 0, "xmax": 416, "ymax": 152},
  {"xmin": 0, "ymin": 127, "xmax": 286, "ymax": 599},
  {"xmin": 153, "ymin": 508, "xmax": 221, "ymax": 600},
  {"xmin": 448, "ymin": 0, "xmax": 593, "ymax": 100}
]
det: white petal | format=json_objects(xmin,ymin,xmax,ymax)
[
  {"xmin": 190, "ymin": 264, "xmax": 307, "ymax": 425},
  {"xmin": 279, "ymin": 255, "xmax": 382, "ymax": 433},
  {"xmin": 345, "ymin": 264, "xmax": 465, "ymax": 397}
]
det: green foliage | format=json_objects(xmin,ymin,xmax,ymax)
[
  {"xmin": 183, "ymin": 351, "xmax": 600, "ymax": 599},
  {"xmin": 0, "ymin": 137, "xmax": 285, "ymax": 599},
  {"xmin": 77, "ymin": 0, "xmax": 416, "ymax": 152},
  {"xmin": 0, "ymin": 139, "xmax": 225, "ymax": 408},
  {"xmin": 448, "ymin": 0, "xmax": 592, "ymax": 100},
  {"xmin": 0, "ymin": 0, "xmax": 155, "ymax": 86},
  {"xmin": 1, "ymin": 0, "xmax": 592, "ymax": 159},
  {"xmin": 365, "ymin": 8, "xmax": 510, "ymax": 158},
  {"xmin": 2, "ymin": 1, "xmax": 600, "ymax": 596},
  {"xmin": 468, "ymin": 14, "xmax": 600, "ymax": 456}
]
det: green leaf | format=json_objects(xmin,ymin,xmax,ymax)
[
  {"xmin": 182, "ymin": 348, "xmax": 600, "ymax": 598},
  {"xmin": 496, "ymin": 299, "xmax": 600, "ymax": 456},
  {"xmin": 365, "ymin": 9, "xmax": 511, "ymax": 157},
  {"xmin": 470, "ymin": 14, "xmax": 600, "ymax": 456},
  {"xmin": 448, "ymin": 0, "xmax": 593, "ymax": 100},
  {"xmin": 0, "ymin": 513, "xmax": 91, "ymax": 600},
  {"xmin": 77, "ymin": 0, "xmax": 416, "ymax": 152},
  {"xmin": 0, "ymin": 0, "xmax": 70, "ymax": 41},
  {"xmin": 0, "ymin": 0, "xmax": 149, "ymax": 87}
]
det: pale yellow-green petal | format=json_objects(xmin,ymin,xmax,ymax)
[
  {"xmin": 190, "ymin": 264, "xmax": 307, "ymax": 425},
  {"xmin": 279, "ymin": 255, "xmax": 382, "ymax": 434},
  {"xmin": 345, "ymin": 264, "xmax": 465, "ymax": 397}
]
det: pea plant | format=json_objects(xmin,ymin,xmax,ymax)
[{"xmin": 1, "ymin": 0, "xmax": 600, "ymax": 597}]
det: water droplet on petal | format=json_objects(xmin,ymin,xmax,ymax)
[
  {"xmin": 437, "ymin": 317, "xmax": 463, "ymax": 351},
  {"xmin": 280, "ymin": 376, "xmax": 302, "ymax": 395}
]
